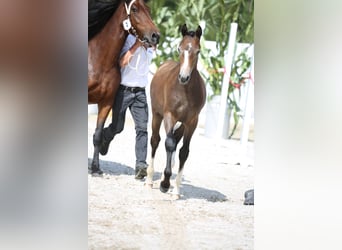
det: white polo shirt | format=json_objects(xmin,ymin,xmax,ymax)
[{"xmin": 120, "ymin": 34, "xmax": 153, "ymax": 88}]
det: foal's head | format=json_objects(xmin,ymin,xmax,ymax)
[
  {"xmin": 124, "ymin": 0, "xmax": 160, "ymax": 47},
  {"xmin": 178, "ymin": 24, "xmax": 202, "ymax": 85}
]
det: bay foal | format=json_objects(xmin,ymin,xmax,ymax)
[{"xmin": 146, "ymin": 24, "xmax": 206, "ymax": 197}]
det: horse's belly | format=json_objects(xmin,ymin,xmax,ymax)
[
  {"xmin": 88, "ymin": 81, "xmax": 116, "ymax": 104},
  {"xmin": 88, "ymin": 69, "xmax": 121, "ymax": 104}
]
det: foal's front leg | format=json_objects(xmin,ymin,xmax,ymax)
[
  {"xmin": 160, "ymin": 113, "xmax": 177, "ymax": 193},
  {"xmin": 160, "ymin": 131, "xmax": 176, "ymax": 192}
]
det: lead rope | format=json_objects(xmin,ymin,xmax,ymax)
[{"xmin": 126, "ymin": 46, "xmax": 150, "ymax": 76}]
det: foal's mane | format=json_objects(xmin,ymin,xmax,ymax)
[
  {"xmin": 88, "ymin": 0, "xmax": 150, "ymax": 41},
  {"xmin": 184, "ymin": 31, "xmax": 196, "ymax": 37}
]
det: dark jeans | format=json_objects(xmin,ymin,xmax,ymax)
[{"xmin": 103, "ymin": 87, "xmax": 148, "ymax": 169}]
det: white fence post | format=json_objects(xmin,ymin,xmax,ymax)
[
  {"xmin": 240, "ymin": 45, "xmax": 254, "ymax": 146},
  {"xmin": 238, "ymin": 47, "xmax": 254, "ymax": 167},
  {"xmin": 216, "ymin": 23, "xmax": 238, "ymax": 139}
]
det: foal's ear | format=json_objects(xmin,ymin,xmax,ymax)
[
  {"xmin": 181, "ymin": 24, "xmax": 188, "ymax": 36},
  {"xmin": 196, "ymin": 25, "xmax": 202, "ymax": 38}
]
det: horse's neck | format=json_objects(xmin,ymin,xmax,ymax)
[
  {"xmin": 104, "ymin": 4, "xmax": 127, "ymax": 61},
  {"xmin": 188, "ymin": 66, "xmax": 206, "ymax": 107},
  {"xmin": 90, "ymin": 4, "xmax": 127, "ymax": 69},
  {"xmin": 187, "ymin": 63, "xmax": 199, "ymax": 87}
]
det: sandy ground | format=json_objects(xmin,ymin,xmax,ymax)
[{"xmin": 88, "ymin": 112, "xmax": 254, "ymax": 250}]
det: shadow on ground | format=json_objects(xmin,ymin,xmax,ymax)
[
  {"xmin": 88, "ymin": 158, "xmax": 134, "ymax": 176},
  {"xmin": 151, "ymin": 172, "xmax": 228, "ymax": 202},
  {"xmin": 88, "ymin": 160, "xmax": 228, "ymax": 202},
  {"xmin": 180, "ymin": 183, "xmax": 228, "ymax": 202}
]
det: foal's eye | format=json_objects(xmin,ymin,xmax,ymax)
[
  {"xmin": 177, "ymin": 47, "xmax": 181, "ymax": 53},
  {"xmin": 131, "ymin": 6, "xmax": 138, "ymax": 13}
]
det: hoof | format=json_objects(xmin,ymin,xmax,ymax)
[
  {"xmin": 160, "ymin": 183, "xmax": 169, "ymax": 193},
  {"xmin": 91, "ymin": 168, "xmax": 103, "ymax": 177}
]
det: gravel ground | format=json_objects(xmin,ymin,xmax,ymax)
[{"xmin": 88, "ymin": 112, "xmax": 254, "ymax": 250}]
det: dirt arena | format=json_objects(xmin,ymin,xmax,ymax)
[{"xmin": 88, "ymin": 112, "xmax": 254, "ymax": 249}]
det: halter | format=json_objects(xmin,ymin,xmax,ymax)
[
  {"xmin": 124, "ymin": 0, "xmax": 136, "ymax": 14},
  {"xmin": 123, "ymin": 0, "xmax": 145, "ymax": 43}
]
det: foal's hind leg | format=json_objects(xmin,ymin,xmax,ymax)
[
  {"xmin": 91, "ymin": 103, "xmax": 111, "ymax": 176},
  {"xmin": 173, "ymin": 119, "xmax": 198, "ymax": 196},
  {"xmin": 146, "ymin": 113, "xmax": 163, "ymax": 186}
]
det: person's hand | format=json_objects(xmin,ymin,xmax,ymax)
[{"xmin": 119, "ymin": 51, "xmax": 132, "ymax": 68}]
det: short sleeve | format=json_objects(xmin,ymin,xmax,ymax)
[{"xmin": 120, "ymin": 34, "xmax": 136, "ymax": 57}]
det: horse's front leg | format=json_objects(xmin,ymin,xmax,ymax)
[
  {"xmin": 91, "ymin": 103, "xmax": 111, "ymax": 176},
  {"xmin": 160, "ymin": 113, "xmax": 177, "ymax": 193}
]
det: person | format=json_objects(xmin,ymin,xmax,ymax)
[{"xmin": 100, "ymin": 34, "xmax": 154, "ymax": 180}]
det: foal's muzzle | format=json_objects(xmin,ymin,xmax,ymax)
[{"xmin": 178, "ymin": 74, "xmax": 190, "ymax": 84}]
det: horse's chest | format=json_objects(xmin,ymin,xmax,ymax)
[{"xmin": 171, "ymin": 95, "xmax": 198, "ymax": 117}]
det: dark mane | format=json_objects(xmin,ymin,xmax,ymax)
[{"xmin": 88, "ymin": 0, "xmax": 121, "ymax": 41}]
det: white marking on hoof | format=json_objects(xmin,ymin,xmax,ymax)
[
  {"xmin": 171, "ymin": 193, "xmax": 181, "ymax": 200},
  {"xmin": 171, "ymin": 152, "xmax": 176, "ymax": 169},
  {"xmin": 145, "ymin": 158, "xmax": 155, "ymax": 187},
  {"xmin": 172, "ymin": 169, "xmax": 184, "ymax": 198},
  {"xmin": 144, "ymin": 183, "xmax": 153, "ymax": 189}
]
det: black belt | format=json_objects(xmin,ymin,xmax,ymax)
[{"xmin": 119, "ymin": 85, "xmax": 145, "ymax": 93}]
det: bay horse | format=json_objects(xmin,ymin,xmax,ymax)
[
  {"xmin": 88, "ymin": 0, "xmax": 160, "ymax": 175},
  {"xmin": 146, "ymin": 24, "xmax": 206, "ymax": 197}
]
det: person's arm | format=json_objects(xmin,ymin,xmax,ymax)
[{"xmin": 120, "ymin": 39, "xmax": 146, "ymax": 68}]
